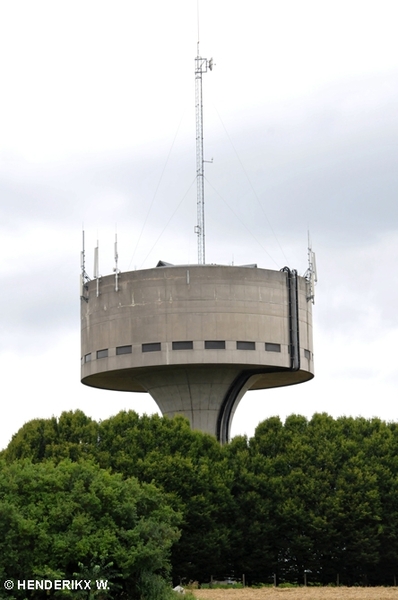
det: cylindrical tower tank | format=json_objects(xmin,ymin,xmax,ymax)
[{"xmin": 81, "ymin": 263, "xmax": 314, "ymax": 442}]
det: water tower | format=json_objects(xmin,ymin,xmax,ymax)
[{"xmin": 80, "ymin": 46, "xmax": 315, "ymax": 443}]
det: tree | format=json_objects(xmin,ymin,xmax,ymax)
[
  {"xmin": 95, "ymin": 412, "xmax": 235, "ymax": 582},
  {"xmin": 0, "ymin": 458, "xmax": 180, "ymax": 599},
  {"xmin": 3, "ymin": 411, "xmax": 99, "ymax": 464}
]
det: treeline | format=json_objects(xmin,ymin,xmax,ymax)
[{"xmin": 2, "ymin": 411, "xmax": 398, "ymax": 592}]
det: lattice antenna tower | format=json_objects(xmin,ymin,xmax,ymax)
[{"xmin": 194, "ymin": 40, "xmax": 213, "ymax": 264}]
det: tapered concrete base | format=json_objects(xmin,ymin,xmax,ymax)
[
  {"xmin": 136, "ymin": 365, "xmax": 242, "ymax": 437},
  {"xmin": 141, "ymin": 367, "xmax": 314, "ymax": 442}
]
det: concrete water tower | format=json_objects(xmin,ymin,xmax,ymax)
[{"xmin": 80, "ymin": 46, "xmax": 315, "ymax": 443}]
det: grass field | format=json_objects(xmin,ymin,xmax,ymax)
[{"xmin": 192, "ymin": 587, "xmax": 398, "ymax": 600}]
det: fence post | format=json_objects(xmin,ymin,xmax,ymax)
[{"xmin": 242, "ymin": 574, "xmax": 245, "ymax": 588}]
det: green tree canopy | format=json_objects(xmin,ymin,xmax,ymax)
[
  {"xmin": 5, "ymin": 410, "xmax": 398, "ymax": 586},
  {"xmin": 0, "ymin": 458, "xmax": 180, "ymax": 599}
]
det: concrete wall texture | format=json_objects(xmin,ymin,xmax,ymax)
[{"xmin": 81, "ymin": 264, "xmax": 314, "ymax": 442}]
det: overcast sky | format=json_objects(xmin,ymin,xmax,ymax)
[{"xmin": 0, "ymin": 0, "xmax": 397, "ymax": 449}]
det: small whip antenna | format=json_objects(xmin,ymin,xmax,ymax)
[
  {"xmin": 94, "ymin": 240, "xmax": 100, "ymax": 297},
  {"xmin": 113, "ymin": 232, "xmax": 120, "ymax": 292}
]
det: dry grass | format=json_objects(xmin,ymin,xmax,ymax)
[{"xmin": 192, "ymin": 587, "xmax": 398, "ymax": 600}]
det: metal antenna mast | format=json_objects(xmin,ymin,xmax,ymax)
[
  {"xmin": 194, "ymin": 42, "xmax": 213, "ymax": 265},
  {"xmin": 80, "ymin": 229, "xmax": 91, "ymax": 302},
  {"xmin": 304, "ymin": 231, "xmax": 318, "ymax": 304}
]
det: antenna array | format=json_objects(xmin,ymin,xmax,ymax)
[
  {"xmin": 194, "ymin": 43, "xmax": 213, "ymax": 265},
  {"xmin": 81, "ymin": 232, "xmax": 122, "ymax": 300}
]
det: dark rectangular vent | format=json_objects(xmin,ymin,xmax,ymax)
[
  {"xmin": 265, "ymin": 343, "xmax": 281, "ymax": 353},
  {"xmin": 116, "ymin": 345, "xmax": 132, "ymax": 355},
  {"xmin": 205, "ymin": 340, "xmax": 226, "ymax": 350},
  {"xmin": 97, "ymin": 349, "xmax": 108, "ymax": 359},
  {"xmin": 304, "ymin": 349, "xmax": 311, "ymax": 360},
  {"xmin": 142, "ymin": 342, "xmax": 161, "ymax": 353},
  {"xmin": 172, "ymin": 341, "xmax": 193, "ymax": 350},
  {"xmin": 237, "ymin": 341, "xmax": 255, "ymax": 350},
  {"xmin": 84, "ymin": 353, "xmax": 92, "ymax": 363}
]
